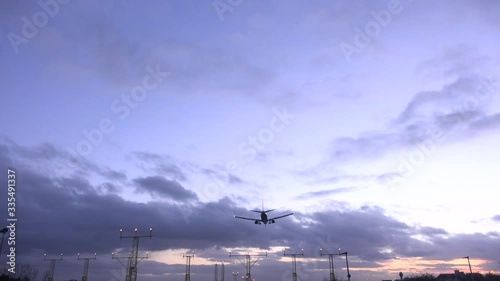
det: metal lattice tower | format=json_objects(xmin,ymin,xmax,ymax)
[
  {"xmin": 338, "ymin": 250, "xmax": 351, "ymax": 281},
  {"xmin": 320, "ymin": 249, "xmax": 338, "ymax": 281},
  {"xmin": 112, "ymin": 228, "xmax": 152, "ymax": 281},
  {"xmin": 229, "ymin": 252, "xmax": 267, "ymax": 281},
  {"xmin": 44, "ymin": 253, "xmax": 63, "ymax": 281},
  {"xmin": 183, "ymin": 252, "xmax": 194, "ymax": 281},
  {"xmin": 78, "ymin": 253, "xmax": 97, "ymax": 281},
  {"xmin": 283, "ymin": 249, "xmax": 304, "ymax": 281},
  {"xmin": 215, "ymin": 263, "xmax": 225, "ymax": 281}
]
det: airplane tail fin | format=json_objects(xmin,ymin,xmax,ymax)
[{"xmin": 261, "ymin": 196, "xmax": 275, "ymax": 213}]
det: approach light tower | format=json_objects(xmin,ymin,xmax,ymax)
[
  {"xmin": 215, "ymin": 262, "xmax": 225, "ymax": 281},
  {"xmin": 232, "ymin": 272, "xmax": 239, "ymax": 281},
  {"xmin": 113, "ymin": 228, "xmax": 152, "ymax": 281},
  {"xmin": 229, "ymin": 251, "xmax": 267, "ymax": 281},
  {"xmin": 284, "ymin": 249, "xmax": 304, "ymax": 281},
  {"xmin": 320, "ymin": 249, "xmax": 338, "ymax": 281},
  {"xmin": 78, "ymin": 253, "xmax": 97, "ymax": 281},
  {"xmin": 338, "ymin": 249, "xmax": 351, "ymax": 281},
  {"xmin": 183, "ymin": 252, "xmax": 195, "ymax": 281},
  {"xmin": 462, "ymin": 256, "xmax": 474, "ymax": 281},
  {"xmin": 44, "ymin": 253, "xmax": 63, "ymax": 281}
]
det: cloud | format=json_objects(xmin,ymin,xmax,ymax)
[
  {"xmin": 133, "ymin": 151, "xmax": 187, "ymax": 181},
  {"xmin": 133, "ymin": 176, "xmax": 198, "ymax": 201},
  {"xmin": 326, "ymin": 75, "xmax": 496, "ymax": 165},
  {"xmin": 151, "ymin": 41, "xmax": 275, "ymax": 97},
  {"xmin": 0, "ymin": 136, "xmax": 127, "ymax": 184},
  {"xmin": 416, "ymin": 44, "xmax": 490, "ymax": 79},
  {"xmin": 424, "ymin": 232, "xmax": 500, "ymax": 261},
  {"xmin": 99, "ymin": 168, "xmax": 128, "ymax": 182},
  {"xmin": 1, "ymin": 138, "xmax": 499, "ymax": 281},
  {"xmin": 97, "ymin": 182, "xmax": 122, "ymax": 193},
  {"xmin": 468, "ymin": 112, "xmax": 500, "ymax": 132},
  {"xmin": 2, "ymin": 2, "xmax": 275, "ymax": 98},
  {"xmin": 330, "ymin": 132, "xmax": 400, "ymax": 161},
  {"xmin": 396, "ymin": 76, "xmax": 491, "ymax": 124},
  {"xmin": 228, "ymin": 174, "xmax": 244, "ymax": 185},
  {"xmin": 296, "ymin": 187, "xmax": 358, "ymax": 199},
  {"xmin": 418, "ymin": 226, "xmax": 448, "ymax": 236}
]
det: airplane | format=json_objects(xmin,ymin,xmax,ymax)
[{"xmin": 233, "ymin": 200, "xmax": 294, "ymax": 226}]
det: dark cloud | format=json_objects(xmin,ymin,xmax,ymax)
[
  {"xmin": 305, "ymin": 206, "xmax": 416, "ymax": 260},
  {"xmin": 133, "ymin": 176, "xmax": 198, "ymax": 201},
  {"xmin": 492, "ymin": 215, "xmax": 500, "ymax": 222},
  {"xmin": 425, "ymin": 232, "xmax": 500, "ymax": 261}
]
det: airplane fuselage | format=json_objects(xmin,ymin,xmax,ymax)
[{"xmin": 261, "ymin": 212, "xmax": 268, "ymax": 224}]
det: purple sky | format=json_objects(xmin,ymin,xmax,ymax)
[{"xmin": 1, "ymin": 1, "xmax": 500, "ymax": 281}]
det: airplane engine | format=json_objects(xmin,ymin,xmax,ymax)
[
  {"xmin": 271, "ymin": 219, "xmax": 276, "ymax": 223},
  {"xmin": 255, "ymin": 220, "xmax": 259, "ymax": 224}
]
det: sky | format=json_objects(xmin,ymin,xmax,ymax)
[{"xmin": 1, "ymin": 1, "xmax": 500, "ymax": 281}]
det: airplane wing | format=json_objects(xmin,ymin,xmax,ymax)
[
  {"xmin": 269, "ymin": 212, "xmax": 294, "ymax": 220},
  {"xmin": 234, "ymin": 215, "xmax": 261, "ymax": 222}
]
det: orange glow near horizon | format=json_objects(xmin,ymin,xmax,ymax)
[
  {"xmin": 148, "ymin": 249, "xmax": 494, "ymax": 277},
  {"xmin": 372, "ymin": 257, "xmax": 491, "ymax": 276}
]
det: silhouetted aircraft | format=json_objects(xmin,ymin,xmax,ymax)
[{"xmin": 233, "ymin": 200, "xmax": 294, "ymax": 226}]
